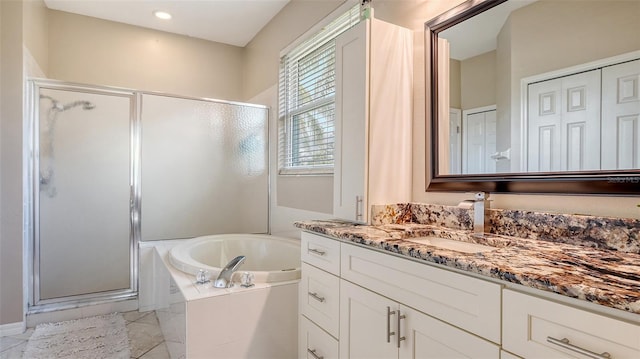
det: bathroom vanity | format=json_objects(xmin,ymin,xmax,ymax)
[{"xmin": 296, "ymin": 204, "xmax": 640, "ymax": 359}]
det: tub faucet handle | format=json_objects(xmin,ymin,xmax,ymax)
[
  {"xmin": 240, "ymin": 272, "xmax": 255, "ymax": 288},
  {"xmin": 196, "ymin": 269, "xmax": 210, "ymax": 284}
]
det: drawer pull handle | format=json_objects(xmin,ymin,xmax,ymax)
[
  {"xmin": 386, "ymin": 306, "xmax": 396, "ymax": 343},
  {"xmin": 397, "ymin": 310, "xmax": 406, "ymax": 348},
  {"xmin": 308, "ymin": 248, "xmax": 326, "ymax": 256},
  {"xmin": 547, "ymin": 337, "xmax": 611, "ymax": 359},
  {"xmin": 308, "ymin": 292, "xmax": 325, "ymax": 303},
  {"xmin": 307, "ymin": 348, "xmax": 324, "ymax": 359}
]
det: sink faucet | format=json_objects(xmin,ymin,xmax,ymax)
[
  {"xmin": 213, "ymin": 255, "xmax": 246, "ymax": 288},
  {"xmin": 472, "ymin": 192, "xmax": 490, "ymax": 236}
]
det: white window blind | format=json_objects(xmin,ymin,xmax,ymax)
[{"xmin": 279, "ymin": 4, "xmax": 360, "ymax": 175}]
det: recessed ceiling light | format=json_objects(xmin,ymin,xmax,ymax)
[{"xmin": 153, "ymin": 11, "xmax": 172, "ymax": 20}]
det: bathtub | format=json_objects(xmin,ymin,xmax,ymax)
[
  {"xmin": 169, "ymin": 234, "xmax": 301, "ymax": 284},
  {"xmin": 156, "ymin": 234, "xmax": 301, "ymax": 358}
]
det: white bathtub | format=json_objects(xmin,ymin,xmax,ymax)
[
  {"xmin": 169, "ymin": 234, "xmax": 301, "ymax": 284},
  {"xmin": 156, "ymin": 235, "xmax": 300, "ymax": 358}
]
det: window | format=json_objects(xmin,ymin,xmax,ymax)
[{"xmin": 278, "ymin": 4, "xmax": 360, "ymax": 175}]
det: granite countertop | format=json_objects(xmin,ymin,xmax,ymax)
[{"xmin": 295, "ymin": 220, "xmax": 640, "ymax": 315}]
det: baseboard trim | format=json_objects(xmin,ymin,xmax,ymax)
[{"xmin": 0, "ymin": 321, "xmax": 25, "ymax": 336}]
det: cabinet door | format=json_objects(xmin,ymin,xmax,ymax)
[
  {"xmin": 340, "ymin": 280, "xmax": 398, "ymax": 359},
  {"xmin": 400, "ymin": 305, "xmax": 500, "ymax": 359},
  {"xmin": 334, "ymin": 20, "xmax": 367, "ymax": 222}
]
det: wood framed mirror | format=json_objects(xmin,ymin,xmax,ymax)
[{"xmin": 425, "ymin": 0, "xmax": 640, "ymax": 194}]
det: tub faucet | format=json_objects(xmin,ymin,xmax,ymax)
[
  {"xmin": 213, "ymin": 255, "xmax": 246, "ymax": 288},
  {"xmin": 471, "ymin": 192, "xmax": 490, "ymax": 236}
]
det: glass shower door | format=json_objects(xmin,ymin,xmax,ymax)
[{"xmin": 35, "ymin": 84, "xmax": 136, "ymax": 304}]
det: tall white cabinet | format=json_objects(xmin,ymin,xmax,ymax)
[{"xmin": 333, "ymin": 16, "xmax": 412, "ymax": 223}]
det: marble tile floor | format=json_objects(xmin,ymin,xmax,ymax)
[{"xmin": 0, "ymin": 311, "xmax": 169, "ymax": 359}]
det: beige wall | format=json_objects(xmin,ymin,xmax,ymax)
[
  {"xmin": 510, "ymin": 0, "xmax": 639, "ymax": 80},
  {"xmin": 1, "ymin": 0, "xmax": 25, "ymax": 326},
  {"xmin": 23, "ymin": 0, "xmax": 48, "ymax": 75},
  {"xmin": 449, "ymin": 59, "xmax": 461, "ymax": 109},
  {"xmin": 461, "ymin": 50, "xmax": 496, "ymax": 110},
  {"xmin": 48, "ymin": 10, "xmax": 244, "ymax": 101},
  {"xmin": 495, "ymin": 18, "xmax": 512, "ymax": 173}
]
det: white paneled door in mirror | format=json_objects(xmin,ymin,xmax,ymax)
[
  {"xmin": 527, "ymin": 69, "xmax": 601, "ymax": 172},
  {"xmin": 602, "ymin": 59, "xmax": 640, "ymax": 170}
]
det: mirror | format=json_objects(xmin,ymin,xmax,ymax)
[{"xmin": 425, "ymin": 0, "xmax": 640, "ymax": 194}]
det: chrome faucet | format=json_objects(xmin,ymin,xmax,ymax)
[
  {"xmin": 213, "ymin": 255, "xmax": 246, "ymax": 288},
  {"xmin": 472, "ymin": 192, "xmax": 490, "ymax": 236}
]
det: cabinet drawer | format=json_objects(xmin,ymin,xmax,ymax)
[
  {"xmin": 340, "ymin": 242, "xmax": 502, "ymax": 343},
  {"xmin": 503, "ymin": 289, "xmax": 640, "ymax": 358},
  {"xmin": 302, "ymin": 232, "xmax": 340, "ymax": 275},
  {"xmin": 300, "ymin": 263, "xmax": 340, "ymax": 337},
  {"xmin": 299, "ymin": 316, "xmax": 339, "ymax": 359}
]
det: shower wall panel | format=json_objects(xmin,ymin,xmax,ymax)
[
  {"xmin": 37, "ymin": 88, "xmax": 133, "ymax": 301},
  {"xmin": 140, "ymin": 94, "xmax": 269, "ymax": 241}
]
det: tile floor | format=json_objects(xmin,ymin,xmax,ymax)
[{"xmin": 0, "ymin": 311, "xmax": 169, "ymax": 359}]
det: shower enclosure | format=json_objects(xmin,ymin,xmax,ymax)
[{"xmin": 28, "ymin": 80, "xmax": 269, "ymax": 310}]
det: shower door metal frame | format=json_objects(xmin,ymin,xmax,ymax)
[{"xmin": 27, "ymin": 79, "xmax": 140, "ymax": 311}]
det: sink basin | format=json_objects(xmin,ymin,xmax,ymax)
[{"xmin": 405, "ymin": 236, "xmax": 497, "ymax": 254}]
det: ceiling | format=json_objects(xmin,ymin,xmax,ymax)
[
  {"xmin": 44, "ymin": 0, "xmax": 291, "ymax": 47},
  {"xmin": 439, "ymin": 0, "xmax": 537, "ymax": 60}
]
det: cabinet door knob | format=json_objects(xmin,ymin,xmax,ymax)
[
  {"xmin": 547, "ymin": 337, "xmax": 611, "ymax": 359},
  {"xmin": 355, "ymin": 196, "xmax": 363, "ymax": 220},
  {"xmin": 307, "ymin": 348, "xmax": 324, "ymax": 359}
]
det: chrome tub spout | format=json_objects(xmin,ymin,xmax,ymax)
[{"xmin": 213, "ymin": 255, "xmax": 246, "ymax": 288}]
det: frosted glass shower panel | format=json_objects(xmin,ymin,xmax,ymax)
[
  {"xmin": 141, "ymin": 94, "xmax": 268, "ymax": 240},
  {"xmin": 38, "ymin": 88, "xmax": 133, "ymax": 301}
]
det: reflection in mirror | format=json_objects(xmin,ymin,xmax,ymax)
[{"xmin": 435, "ymin": 0, "xmax": 640, "ymax": 176}]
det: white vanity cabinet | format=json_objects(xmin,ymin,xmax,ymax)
[
  {"xmin": 300, "ymin": 231, "xmax": 640, "ymax": 359},
  {"xmin": 333, "ymin": 16, "xmax": 412, "ymax": 223},
  {"xmin": 502, "ymin": 289, "xmax": 640, "ymax": 358}
]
